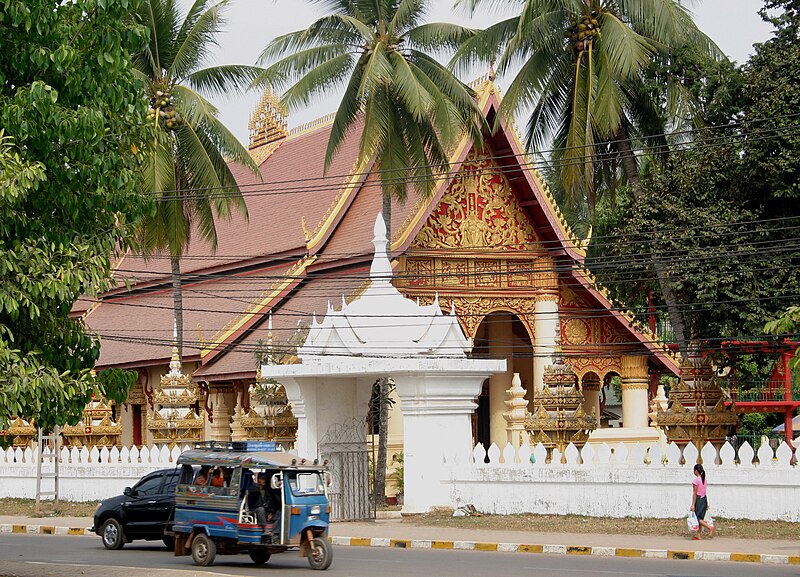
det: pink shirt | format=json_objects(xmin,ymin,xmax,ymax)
[{"xmin": 693, "ymin": 476, "xmax": 707, "ymax": 497}]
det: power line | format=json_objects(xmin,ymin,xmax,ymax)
[{"xmin": 136, "ymin": 111, "xmax": 800, "ymax": 201}]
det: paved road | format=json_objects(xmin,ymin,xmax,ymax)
[{"xmin": 0, "ymin": 534, "xmax": 796, "ymax": 577}]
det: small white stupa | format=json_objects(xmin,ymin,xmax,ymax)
[{"xmin": 299, "ymin": 214, "xmax": 470, "ymax": 358}]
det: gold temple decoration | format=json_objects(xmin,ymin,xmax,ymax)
[
  {"xmin": 232, "ymin": 316, "xmax": 297, "ymax": 445},
  {"xmin": 0, "ymin": 417, "xmax": 36, "ymax": 448},
  {"xmin": 61, "ymin": 396, "xmax": 122, "ymax": 448},
  {"xmin": 232, "ymin": 375, "xmax": 297, "ymax": 446},
  {"xmin": 526, "ymin": 352, "xmax": 597, "ymax": 463},
  {"xmin": 409, "ymin": 150, "xmax": 541, "ymax": 251},
  {"xmin": 656, "ymin": 353, "xmax": 738, "ymax": 454},
  {"xmin": 148, "ymin": 329, "xmax": 203, "ymax": 446},
  {"xmin": 248, "ymin": 87, "xmax": 288, "ymax": 165}
]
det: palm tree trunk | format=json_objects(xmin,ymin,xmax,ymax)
[
  {"xmin": 171, "ymin": 255, "xmax": 183, "ymax": 360},
  {"xmin": 614, "ymin": 126, "xmax": 689, "ymax": 358},
  {"xmin": 383, "ymin": 193, "xmax": 392, "ymax": 241}
]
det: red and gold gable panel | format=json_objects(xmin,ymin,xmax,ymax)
[{"xmin": 410, "ymin": 149, "xmax": 541, "ymax": 251}]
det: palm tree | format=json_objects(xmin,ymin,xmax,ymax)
[
  {"xmin": 454, "ymin": 0, "xmax": 720, "ymax": 357},
  {"xmin": 256, "ymin": 0, "xmax": 487, "ymax": 506},
  {"xmin": 256, "ymin": 0, "xmax": 486, "ymax": 235},
  {"xmin": 133, "ymin": 0, "xmax": 262, "ymax": 359}
]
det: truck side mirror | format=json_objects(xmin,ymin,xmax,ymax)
[
  {"xmin": 270, "ymin": 473, "xmax": 282, "ymax": 490},
  {"xmin": 123, "ymin": 487, "xmax": 133, "ymax": 496}
]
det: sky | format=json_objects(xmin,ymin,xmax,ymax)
[{"xmin": 202, "ymin": 0, "xmax": 776, "ymax": 146}]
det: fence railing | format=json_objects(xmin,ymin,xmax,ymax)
[{"xmin": 724, "ymin": 379, "xmax": 800, "ymax": 403}]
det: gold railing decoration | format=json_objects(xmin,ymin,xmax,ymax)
[
  {"xmin": 62, "ymin": 396, "xmax": 122, "ymax": 448},
  {"xmin": 656, "ymin": 353, "xmax": 738, "ymax": 457},
  {"xmin": 148, "ymin": 338, "xmax": 203, "ymax": 446}
]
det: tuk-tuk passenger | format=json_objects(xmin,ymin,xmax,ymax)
[
  {"xmin": 210, "ymin": 467, "xmax": 225, "ymax": 487},
  {"xmin": 195, "ymin": 465, "xmax": 212, "ymax": 486},
  {"xmin": 248, "ymin": 472, "xmax": 279, "ymax": 533}
]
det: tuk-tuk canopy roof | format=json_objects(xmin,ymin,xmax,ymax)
[{"xmin": 177, "ymin": 448, "xmax": 324, "ymax": 470}]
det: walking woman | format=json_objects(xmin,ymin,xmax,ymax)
[{"xmin": 690, "ymin": 464, "xmax": 715, "ymax": 539}]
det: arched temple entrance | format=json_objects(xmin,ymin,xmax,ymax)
[{"xmin": 473, "ymin": 312, "xmax": 534, "ymax": 448}]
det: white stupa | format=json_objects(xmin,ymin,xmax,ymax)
[
  {"xmin": 299, "ymin": 214, "xmax": 470, "ymax": 358},
  {"xmin": 265, "ymin": 212, "xmax": 505, "ymax": 515}
]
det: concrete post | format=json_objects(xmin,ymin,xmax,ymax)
[
  {"xmin": 488, "ymin": 316, "xmax": 513, "ymax": 447},
  {"xmin": 581, "ymin": 373, "xmax": 601, "ymax": 427},
  {"xmin": 621, "ymin": 356, "xmax": 650, "ymax": 429}
]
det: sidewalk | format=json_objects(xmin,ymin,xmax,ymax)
[{"xmin": 1, "ymin": 514, "xmax": 798, "ymax": 565}]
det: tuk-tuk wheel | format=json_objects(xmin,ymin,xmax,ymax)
[
  {"xmin": 249, "ymin": 548, "xmax": 271, "ymax": 565},
  {"xmin": 306, "ymin": 537, "xmax": 333, "ymax": 570},
  {"xmin": 191, "ymin": 533, "xmax": 216, "ymax": 567}
]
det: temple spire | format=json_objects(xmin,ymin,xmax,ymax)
[
  {"xmin": 370, "ymin": 213, "xmax": 393, "ymax": 285},
  {"xmin": 248, "ymin": 87, "xmax": 288, "ymax": 164}
]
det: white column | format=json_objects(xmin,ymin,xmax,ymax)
[
  {"xmin": 581, "ymin": 374, "xmax": 601, "ymax": 427},
  {"xmin": 281, "ymin": 377, "xmax": 315, "ymax": 459},
  {"xmin": 533, "ymin": 292, "xmax": 559, "ymax": 392},
  {"xmin": 488, "ymin": 317, "xmax": 513, "ymax": 447},
  {"xmin": 621, "ymin": 356, "xmax": 650, "ymax": 429},
  {"xmin": 395, "ymin": 374, "xmax": 488, "ymax": 514}
]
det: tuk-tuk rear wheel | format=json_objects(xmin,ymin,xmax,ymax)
[
  {"xmin": 191, "ymin": 533, "xmax": 216, "ymax": 567},
  {"xmin": 306, "ymin": 537, "xmax": 332, "ymax": 570},
  {"xmin": 249, "ymin": 548, "xmax": 271, "ymax": 565}
]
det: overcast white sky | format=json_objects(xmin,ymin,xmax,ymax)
[{"xmin": 204, "ymin": 0, "xmax": 775, "ymax": 145}]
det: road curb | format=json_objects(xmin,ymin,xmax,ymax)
[
  {"xmin": 329, "ymin": 535, "xmax": 799, "ymax": 565},
  {"xmin": 4, "ymin": 523, "xmax": 798, "ymax": 565},
  {"xmin": 0, "ymin": 523, "xmax": 93, "ymax": 536}
]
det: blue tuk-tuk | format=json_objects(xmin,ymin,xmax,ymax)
[{"xmin": 170, "ymin": 441, "xmax": 332, "ymax": 570}]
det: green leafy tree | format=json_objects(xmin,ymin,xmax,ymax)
[
  {"xmin": 455, "ymin": 0, "xmax": 720, "ymax": 357},
  {"xmin": 593, "ymin": 1, "xmax": 800, "ymax": 361},
  {"xmin": 0, "ymin": 0, "xmax": 148, "ymax": 435},
  {"xmin": 133, "ymin": 0, "xmax": 261, "ymax": 358},
  {"xmin": 765, "ymin": 307, "xmax": 800, "ymax": 372},
  {"xmin": 257, "ymin": 0, "xmax": 486, "ymax": 506}
]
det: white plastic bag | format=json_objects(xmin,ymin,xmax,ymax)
[{"xmin": 687, "ymin": 511, "xmax": 699, "ymax": 532}]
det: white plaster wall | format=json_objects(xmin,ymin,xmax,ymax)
[
  {"xmin": 442, "ymin": 441, "xmax": 799, "ymax": 521},
  {"xmin": 0, "ymin": 445, "xmax": 188, "ymax": 502}
]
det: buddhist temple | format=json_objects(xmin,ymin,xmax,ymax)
[{"xmin": 68, "ymin": 77, "xmax": 686, "ymax": 459}]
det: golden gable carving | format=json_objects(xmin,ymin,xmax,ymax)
[{"xmin": 411, "ymin": 149, "xmax": 541, "ymax": 251}]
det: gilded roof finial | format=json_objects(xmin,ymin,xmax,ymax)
[{"xmin": 248, "ymin": 87, "xmax": 288, "ymax": 158}]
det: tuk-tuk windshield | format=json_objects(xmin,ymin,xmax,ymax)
[{"xmin": 288, "ymin": 472, "xmax": 325, "ymax": 496}]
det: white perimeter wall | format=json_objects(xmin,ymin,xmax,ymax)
[
  {"xmin": 443, "ymin": 440, "xmax": 799, "ymax": 522},
  {"xmin": 1, "ymin": 440, "xmax": 798, "ymax": 522},
  {"xmin": 0, "ymin": 445, "xmax": 189, "ymax": 502}
]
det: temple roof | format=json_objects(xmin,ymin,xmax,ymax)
[{"xmin": 80, "ymin": 78, "xmax": 679, "ymax": 379}]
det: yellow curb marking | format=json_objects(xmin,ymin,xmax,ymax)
[
  {"xmin": 519, "ymin": 544, "xmax": 544, "ymax": 553},
  {"xmin": 40, "ymin": 526, "xmax": 55, "ymax": 534},
  {"xmin": 431, "ymin": 541, "xmax": 454, "ymax": 549},
  {"xmin": 390, "ymin": 539, "xmax": 410, "ymax": 549},
  {"xmin": 730, "ymin": 553, "xmax": 760, "ymax": 563},
  {"xmin": 67, "ymin": 528, "xmax": 84, "ymax": 535},
  {"xmin": 12, "ymin": 525, "xmax": 26, "ymax": 533},
  {"xmin": 350, "ymin": 538, "xmax": 371, "ymax": 547},
  {"xmin": 788, "ymin": 556, "xmax": 800, "ymax": 565},
  {"xmin": 474, "ymin": 542, "xmax": 498, "ymax": 551},
  {"xmin": 566, "ymin": 546, "xmax": 591, "ymax": 555},
  {"xmin": 667, "ymin": 550, "xmax": 695, "ymax": 560},
  {"xmin": 615, "ymin": 548, "xmax": 642, "ymax": 557}
]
